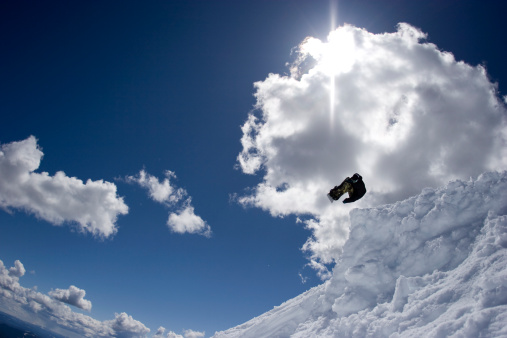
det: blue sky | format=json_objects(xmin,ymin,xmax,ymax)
[{"xmin": 1, "ymin": 1, "xmax": 506, "ymax": 337}]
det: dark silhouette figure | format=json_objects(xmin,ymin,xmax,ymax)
[{"xmin": 328, "ymin": 173, "xmax": 366, "ymax": 203}]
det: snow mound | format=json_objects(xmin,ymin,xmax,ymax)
[{"xmin": 214, "ymin": 171, "xmax": 507, "ymax": 337}]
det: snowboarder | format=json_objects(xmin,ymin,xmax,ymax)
[{"xmin": 328, "ymin": 173, "xmax": 366, "ymax": 203}]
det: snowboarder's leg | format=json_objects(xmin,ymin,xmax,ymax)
[
  {"xmin": 343, "ymin": 181, "xmax": 354, "ymax": 198},
  {"xmin": 328, "ymin": 184, "xmax": 343, "ymax": 200},
  {"xmin": 328, "ymin": 181, "xmax": 353, "ymax": 201}
]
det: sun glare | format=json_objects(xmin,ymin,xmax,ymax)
[
  {"xmin": 329, "ymin": 0, "xmax": 338, "ymax": 128},
  {"xmin": 324, "ymin": 29, "xmax": 358, "ymax": 128},
  {"xmin": 297, "ymin": 1, "xmax": 357, "ymax": 129},
  {"xmin": 325, "ymin": 1, "xmax": 357, "ymax": 129},
  {"xmin": 324, "ymin": 29, "xmax": 356, "ymax": 74}
]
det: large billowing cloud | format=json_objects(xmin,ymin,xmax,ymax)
[
  {"xmin": 49, "ymin": 285, "xmax": 92, "ymax": 311},
  {"xmin": 127, "ymin": 170, "xmax": 211, "ymax": 237},
  {"xmin": 0, "ymin": 136, "xmax": 129, "ymax": 238},
  {"xmin": 237, "ymin": 23, "xmax": 507, "ymax": 277}
]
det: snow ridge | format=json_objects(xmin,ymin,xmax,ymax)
[{"xmin": 214, "ymin": 171, "xmax": 507, "ymax": 337}]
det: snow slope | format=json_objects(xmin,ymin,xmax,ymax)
[{"xmin": 214, "ymin": 171, "xmax": 507, "ymax": 337}]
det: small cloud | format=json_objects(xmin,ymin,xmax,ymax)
[
  {"xmin": 107, "ymin": 312, "xmax": 150, "ymax": 337},
  {"xmin": 128, "ymin": 169, "xmax": 211, "ymax": 237},
  {"xmin": 8, "ymin": 260, "xmax": 25, "ymax": 278},
  {"xmin": 49, "ymin": 285, "xmax": 92, "ymax": 311},
  {"xmin": 168, "ymin": 202, "xmax": 211, "ymax": 238},
  {"xmin": 159, "ymin": 328, "xmax": 204, "ymax": 338},
  {"xmin": 0, "ymin": 136, "xmax": 128, "ymax": 238},
  {"xmin": 126, "ymin": 170, "xmax": 185, "ymax": 205},
  {"xmin": 153, "ymin": 326, "xmax": 167, "ymax": 338},
  {"xmin": 183, "ymin": 329, "xmax": 205, "ymax": 338},
  {"xmin": 298, "ymin": 272, "xmax": 308, "ymax": 284}
]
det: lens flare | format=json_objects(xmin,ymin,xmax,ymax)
[{"xmin": 329, "ymin": 0, "xmax": 337, "ymax": 128}]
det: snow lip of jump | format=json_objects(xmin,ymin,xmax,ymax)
[{"xmin": 213, "ymin": 170, "xmax": 507, "ymax": 338}]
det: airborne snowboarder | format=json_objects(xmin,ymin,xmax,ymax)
[{"xmin": 328, "ymin": 173, "xmax": 366, "ymax": 203}]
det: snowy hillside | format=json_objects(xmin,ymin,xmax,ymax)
[{"xmin": 214, "ymin": 171, "xmax": 507, "ymax": 337}]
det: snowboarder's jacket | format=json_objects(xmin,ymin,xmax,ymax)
[{"xmin": 343, "ymin": 173, "xmax": 366, "ymax": 203}]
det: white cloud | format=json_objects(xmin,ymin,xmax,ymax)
[
  {"xmin": 128, "ymin": 170, "xmax": 211, "ymax": 237},
  {"xmin": 153, "ymin": 326, "xmax": 168, "ymax": 337},
  {"xmin": 153, "ymin": 326, "xmax": 176, "ymax": 338},
  {"xmin": 0, "ymin": 259, "xmax": 150, "ymax": 337},
  {"xmin": 126, "ymin": 170, "xmax": 185, "ymax": 204},
  {"xmin": 236, "ymin": 23, "xmax": 507, "ymax": 275},
  {"xmin": 166, "ymin": 331, "xmax": 184, "ymax": 338},
  {"xmin": 168, "ymin": 203, "xmax": 211, "ymax": 237},
  {"xmin": 149, "ymin": 327, "xmax": 204, "ymax": 338},
  {"xmin": 8, "ymin": 260, "xmax": 25, "ymax": 278},
  {"xmin": 0, "ymin": 136, "xmax": 129, "ymax": 238},
  {"xmin": 183, "ymin": 329, "xmax": 205, "ymax": 338},
  {"xmin": 49, "ymin": 285, "xmax": 92, "ymax": 311},
  {"xmin": 107, "ymin": 312, "xmax": 150, "ymax": 338}
]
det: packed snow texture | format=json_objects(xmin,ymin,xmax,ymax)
[{"xmin": 214, "ymin": 171, "xmax": 507, "ymax": 337}]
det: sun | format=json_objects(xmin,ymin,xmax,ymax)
[
  {"xmin": 295, "ymin": 1, "xmax": 357, "ymax": 128},
  {"xmin": 322, "ymin": 28, "xmax": 357, "ymax": 75}
]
